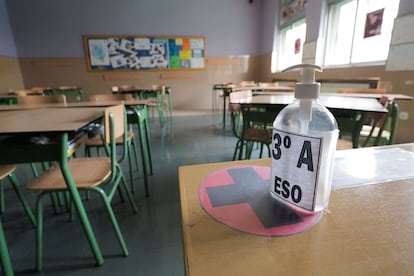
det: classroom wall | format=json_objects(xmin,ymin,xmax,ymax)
[
  {"xmin": 1, "ymin": 0, "xmax": 414, "ymax": 143},
  {"xmin": 0, "ymin": 0, "xmax": 24, "ymax": 89},
  {"xmin": 2, "ymin": 0, "xmax": 264, "ymax": 109}
]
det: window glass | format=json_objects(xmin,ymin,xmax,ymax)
[
  {"xmin": 324, "ymin": 0, "xmax": 400, "ymax": 66},
  {"xmin": 277, "ymin": 19, "xmax": 307, "ymax": 71}
]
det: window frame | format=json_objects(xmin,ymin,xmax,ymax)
[{"xmin": 323, "ymin": 0, "xmax": 400, "ymax": 68}]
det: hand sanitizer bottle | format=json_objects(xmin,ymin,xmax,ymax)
[{"xmin": 270, "ymin": 64, "xmax": 339, "ymax": 212}]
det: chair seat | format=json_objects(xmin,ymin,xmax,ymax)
[
  {"xmin": 244, "ymin": 128, "xmax": 272, "ymax": 144},
  {"xmin": 360, "ymin": 125, "xmax": 391, "ymax": 139},
  {"xmin": 84, "ymin": 131, "xmax": 134, "ymax": 146},
  {"xmin": 0, "ymin": 165, "xmax": 16, "ymax": 179},
  {"xmin": 27, "ymin": 157, "xmax": 111, "ymax": 191}
]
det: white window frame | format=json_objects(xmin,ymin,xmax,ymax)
[
  {"xmin": 324, "ymin": 0, "xmax": 400, "ymax": 68},
  {"xmin": 276, "ymin": 18, "xmax": 307, "ymax": 72}
]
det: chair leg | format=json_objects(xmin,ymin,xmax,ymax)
[
  {"xmin": 93, "ymin": 187, "xmax": 129, "ymax": 257},
  {"xmin": 8, "ymin": 173, "xmax": 36, "ymax": 227},
  {"xmin": 35, "ymin": 193, "xmax": 46, "ymax": 271},
  {"xmin": 0, "ymin": 181, "xmax": 4, "ymax": 214},
  {"xmin": 0, "ymin": 220, "xmax": 14, "ymax": 276}
]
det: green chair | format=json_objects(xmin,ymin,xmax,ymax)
[
  {"xmin": 55, "ymin": 86, "xmax": 84, "ymax": 102},
  {"xmin": 229, "ymin": 90, "xmax": 253, "ymax": 160},
  {"xmin": 238, "ymin": 104, "xmax": 277, "ymax": 160},
  {"xmin": 85, "ymin": 94, "xmax": 140, "ymax": 193},
  {"xmin": 27, "ymin": 104, "xmax": 138, "ymax": 271},
  {"xmin": 137, "ymin": 86, "xmax": 166, "ymax": 127},
  {"xmin": 0, "ymin": 165, "xmax": 36, "ymax": 226},
  {"xmin": 0, "ymin": 164, "xmax": 38, "ymax": 276},
  {"xmin": 127, "ymin": 104, "xmax": 153, "ymax": 197},
  {"xmin": 358, "ymin": 100, "xmax": 400, "ymax": 147},
  {"xmin": 0, "ymin": 219, "xmax": 13, "ymax": 276}
]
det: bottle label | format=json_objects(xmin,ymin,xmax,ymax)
[{"xmin": 270, "ymin": 128, "xmax": 322, "ymax": 211}]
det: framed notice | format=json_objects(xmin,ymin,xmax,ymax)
[{"xmin": 83, "ymin": 35, "xmax": 206, "ymax": 71}]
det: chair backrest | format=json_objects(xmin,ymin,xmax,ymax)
[
  {"xmin": 17, "ymin": 94, "xmax": 66, "ymax": 105},
  {"xmin": 337, "ymin": 88, "xmax": 385, "ymax": 94},
  {"xmin": 229, "ymin": 90, "xmax": 252, "ymax": 103},
  {"xmin": 359, "ymin": 97, "xmax": 399, "ymax": 146},
  {"xmin": 103, "ymin": 104, "xmax": 126, "ymax": 144},
  {"xmin": 55, "ymin": 86, "xmax": 84, "ymax": 101},
  {"xmin": 239, "ymin": 81, "xmax": 256, "ymax": 87},
  {"xmin": 89, "ymin": 93, "xmax": 133, "ymax": 102}
]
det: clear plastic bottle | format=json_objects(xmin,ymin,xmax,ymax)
[{"xmin": 270, "ymin": 64, "xmax": 338, "ymax": 212}]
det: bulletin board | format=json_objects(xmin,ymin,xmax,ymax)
[{"xmin": 83, "ymin": 35, "xmax": 206, "ymax": 71}]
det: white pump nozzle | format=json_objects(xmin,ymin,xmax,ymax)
[{"xmin": 283, "ymin": 64, "xmax": 323, "ymax": 133}]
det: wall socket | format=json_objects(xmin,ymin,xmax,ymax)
[{"xmin": 400, "ymin": 112, "xmax": 409, "ymax": 120}]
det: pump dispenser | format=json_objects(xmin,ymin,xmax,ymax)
[{"xmin": 270, "ymin": 64, "xmax": 338, "ymax": 212}]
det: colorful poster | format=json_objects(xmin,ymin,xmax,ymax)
[{"xmin": 84, "ymin": 36, "xmax": 205, "ymax": 71}]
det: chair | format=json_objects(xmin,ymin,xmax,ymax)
[
  {"xmin": 238, "ymin": 104, "xmax": 277, "ymax": 160},
  {"xmin": 17, "ymin": 94, "xmax": 66, "ymax": 105},
  {"xmin": 0, "ymin": 218, "xmax": 13, "ymax": 276},
  {"xmin": 0, "ymin": 165, "xmax": 36, "ymax": 226},
  {"xmin": 85, "ymin": 94, "xmax": 140, "ymax": 192},
  {"xmin": 0, "ymin": 165, "xmax": 37, "ymax": 276},
  {"xmin": 13, "ymin": 89, "xmax": 43, "ymax": 96},
  {"xmin": 239, "ymin": 81, "xmax": 256, "ymax": 87},
  {"xmin": 55, "ymin": 86, "xmax": 84, "ymax": 102},
  {"xmin": 30, "ymin": 87, "xmax": 53, "ymax": 95},
  {"xmin": 138, "ymin": 85, "xmax": 167, "ymax": 127},
  {"xmin": 27, "ymin": 104, "xmax": 138, "ymax": 270},
  {"xmin": 358, "ymin": 99, "xmax": 399, "ymax": 147},
  {"xmin": 337, "ymin": 88, "xmax": 385, "ymax": 94},
  {"xmin": 229, "ymin": 90, "xmax": 252, "ymax": 160}
]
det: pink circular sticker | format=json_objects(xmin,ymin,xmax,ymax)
[{"xmin": 199, "ymin": 165, "xmax": 322, "ymax": 236}]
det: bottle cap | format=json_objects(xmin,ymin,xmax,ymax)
[
  {"xmin": 282, "ymin": 64, "xmax": 323, "ymax": 123},
  {"xmin": 282, "ymin": 64, "xmax": 322, "ymax": 99}
]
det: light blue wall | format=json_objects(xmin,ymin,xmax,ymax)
[
  {"xmin": 3, "ymin": 0, "xmax": 414, "ymax": 59},
  {"xmin": 5, "ymin": 0, "xmax": 263, "ymax": 58},
  {"xmin": 0, "ymin": 0, "xmax": 17, "ymax": 56}
]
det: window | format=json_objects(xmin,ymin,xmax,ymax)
[
  {"xmin": 277, "ymin": 19, "xmax": 307, "ymax": 71},
  {"xmin": 271, "ymin": 0, "xmax": 308, "ymax": 72},
  {"xmin": 324, "ymin": 0, "xmax": 400, "ymax": 67}
]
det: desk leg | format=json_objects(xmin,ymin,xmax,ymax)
[
  {"xmin": 0, "ymin": 220, "xmax": 13, "ymax": 276},
  {"xmin": 222, "ymin": 93, "xmax": 227, "ymax": 129},
  {"xmin": 59, "ymin": 134, "xmax": 104, "ymax": 266}
]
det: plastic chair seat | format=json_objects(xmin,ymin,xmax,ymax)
[
  {"xmin": 27, "ymin": 158, "xmax": 111, "ymax": 190},
  {"xmin": 360, "ymin": 125, "xmax": 390, "ymax": 139}
]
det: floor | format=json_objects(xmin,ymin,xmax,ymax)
[{"xmin": 2, "ymin": 110, "xmax": 241, "ymax": 276}]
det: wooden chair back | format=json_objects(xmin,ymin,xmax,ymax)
[
  {"xmin": 229, "ymin": 90, "xmax": 253, "ymax": 103},
  {"xmin": 17, "ymin": 95, "xmax": 66, "ymax": 105},
  {"xmin": 239, "ymin": 81, "xmax": 256, "ymax": 87},
  {"xmin": 88, "ymin": 93, "xmax": 133, "ymax": 102},
  {"xmin": 103, "ymin": 104, "xmax": 126, "ymax": 145},
  {"xmin": 337, "ymin": 88, "xmax": 385, "ymax": 94}
]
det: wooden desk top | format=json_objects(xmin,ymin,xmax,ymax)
[
  {"xmin": 0, "ymin": 107, "xmax": 103, "ymax": 134},
  {"xmin": 0, "ymin": 99, "xmax": 148, "ymax": 111},
  {"xmin": 233, "ymin": 94, "xmax": 388, "ymax": 113},
  {"xmin": 232, "ymin": 85, "xmax": 295, "ymax": 92},
  {"xmin": 179, "ymin": 143, "xmax": 414, "ymax": 276}
]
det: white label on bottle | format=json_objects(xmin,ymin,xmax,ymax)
[{"xmin": 270, "ymin": 128, "xmax": 322, "ymax": 211}]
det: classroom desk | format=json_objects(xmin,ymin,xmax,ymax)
[
  {"xmin": 235, "ymin": 94, "xmax": 389, "ymax": 113},
  {"xmin": 178, "ymin": 143, "xmax": 414, "ymax": 275},
  {"xmin": 0, "ymin": 99, "xmax": 152, "ymax": 195},
  {"xmin": 216, "ymin": 85, "xmax": 294, "ymax": 128},
  {"xmin": 252, "ymin": 91, "xmax": 413, "ymax": 101},
  {"xmin": 0, "ymin": 107, "xmax": 106, "ymax": 268}
]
